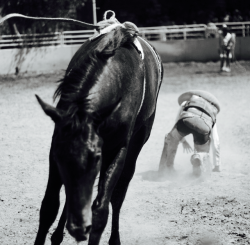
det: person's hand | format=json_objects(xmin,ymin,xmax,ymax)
[{"xmin": 182, "ymin": 140, "xmax": 193, "ymax": 154}]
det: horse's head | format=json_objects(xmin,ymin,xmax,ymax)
[{"xmin": 36, "ymin": 95, "xmax": 102, "ymax": 241}]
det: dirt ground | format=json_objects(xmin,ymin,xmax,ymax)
[{"xmin": 1, "ymin": 61, "xmax": 250, "ymax": 245}]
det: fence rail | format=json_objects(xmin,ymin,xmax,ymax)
[{"xmin": 1, "ymin": 22, "xmax": 250, "ymax": 49}]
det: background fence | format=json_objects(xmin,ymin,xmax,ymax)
[
  {"xmin": 1, "ymin": 22, "xmax": 250, "ymax": 49},
  {"xmin": 0, "ymin": 22, "xmax": 250, "ymax": 74},
  {"xmin": 0, "ymin": 30, "xmax": 95, "ymax": 49}
]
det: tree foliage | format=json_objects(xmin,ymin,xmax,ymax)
[{"xmin": 96, "ymin": 0, "xmax": 250, "ymax": 26}]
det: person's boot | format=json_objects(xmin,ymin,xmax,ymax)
[
  {"xmin": 192, "ymin": 141, "xmax": 211, "ymax": 177},
  {"xmin": 158, "ymin": 128, "xmax": 181, "ymax": 174},
  {"xmin": 221, "ymin": 58, "xmax": 226, "ymax": 71},
  {"xmin": 212, "ymin": 166, "xmax": 221, "ymax": 172},
  {"xmin": 226, "ymin": 57, "xmax": 231, "ymax": 72},
  {"xmin": 191, "ymin": 153, "xmax": 202, "ymax": 177}
]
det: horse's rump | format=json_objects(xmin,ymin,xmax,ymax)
[{"xmin": 135, "ymin": 37, "xmax": 163, "ymax": 122}]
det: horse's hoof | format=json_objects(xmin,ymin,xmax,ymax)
[
  {"xmin": 109, "ymin": 233, "xmax": 121, "ymax": 245},
  {"xmin": 51, "ymin": 233, "xmax": 64, "ymax": 245}
]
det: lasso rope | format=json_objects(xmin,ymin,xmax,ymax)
[
  {"xmin": 0, "ymin": 13, "xmax": 100, "ymax": 29},
  {"xmin": 0, "ymin": 10, "xmax": 140, "ymax": 36},
  {"xmin": 0, "ymin": 10, "xmax": 118, "ymax": 31},
  {"xmin": 103, "ymin": 10, "xmax": 115, "ymax": 20},
  {"xmin": 97, "ymin": 10, "xmax": 122, "ymax": 30},
  {"xmin": 0, "ymin": 10, "xmax": 148, "ymax": 117}
]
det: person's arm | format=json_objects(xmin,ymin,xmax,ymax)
[
  {"xmin": 211, "ymin": 123, "xmax": 221, "ymax": 167},
  {"xmin": 181, "ymin": 138, "xmax": 193, "ymax": 153},
  {"xmin": 228, "ymin": 36, "xmax": 234, "ymax": 50},
  {"xmin": 226, "ymin": 33, "xmax": 234, "ymax": 50}
]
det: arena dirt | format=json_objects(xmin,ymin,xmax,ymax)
[{"xmin": 1, "ymin": 61, "xmax": 250, "ymax": 245}]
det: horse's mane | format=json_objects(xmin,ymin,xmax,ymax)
[
  {"xmin": 54, "ymin": 27, "xmax": 135, "ymax": 101},
  {"xmin": 53, "ymin": 27, "xmax": 135, "ymax": 137}
]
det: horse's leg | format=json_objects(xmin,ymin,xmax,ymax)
[
  {"xmin": 50, "ymin": 201, "xmax": 67, "ymax": 245},
  {"xmin": 109, "ymin": 114, "xmax": 155, "ymax": 245},
  {"xmin": 88, "ymin": 147, "xmax": 128, "ymax": 245},
  {"xmin": 34, "ymin": 148, "xmax": 62, "ymax": 245}
]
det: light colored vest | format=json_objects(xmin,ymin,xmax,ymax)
[{"xmin": 183, "ymin": 95, "xmax": 218, "ymax": 124}]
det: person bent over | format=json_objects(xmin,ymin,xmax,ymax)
[
  {"xmin": 158, "ymin": 90, "xmax": 221, "ymax": 177},
  {"xmin": 219, "ymin": 24, "xmax": 235, "ymax": 73}
]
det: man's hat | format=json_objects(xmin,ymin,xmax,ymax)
[{"xmin": 178, "ymin": 90, "xmax": 221, "ymax": 113}]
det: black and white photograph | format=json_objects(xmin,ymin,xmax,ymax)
[{"xmin": 0, "ymin": 0, "xmax": 250, "ymax": 244}]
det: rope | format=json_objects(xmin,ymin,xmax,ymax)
[
  {"xmin": 0, "ymin": 10, "xmax": 140, "ymax": 38},
  {"xmin": 103, "ymin": 10, "xmax": 116, "ymax": 21},
  {"xmin": 0, "ymin": 11, "xmax": 117, "ymax": 30},
  {"xmin": 0, "ymin": 10, "xmax": 146, "ymax": 115},
  {"xmin": 96, "ymin": 10, "xmax": 123, "ymax": 32},
  {"xmin": 232, "ymin": 50, "xmax": 247, "ymax": 72},
  {"xmin": 233, "ymin": 59, "xmax": 247, "ymax": 72},
  {"xmin": 137, "ymin": 77, "xmax": 146, "ymax": 116}
]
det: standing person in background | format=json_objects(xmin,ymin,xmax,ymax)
[
  {"xmin": 219, "ymin": 24, "xmax": 235, "ymax": 72},
  {"xmin": 158, "ymin": 90, "xmax": 221, "ymax": 177}
]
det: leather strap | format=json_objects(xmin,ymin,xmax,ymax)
[{"xmin": 180, "ymin": 108, "xmax": 214, "ymax": 125}]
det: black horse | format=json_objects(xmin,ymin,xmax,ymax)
[{"xmin": 34, "ymin": 26, "xmax": 162, "ymax": 245}]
